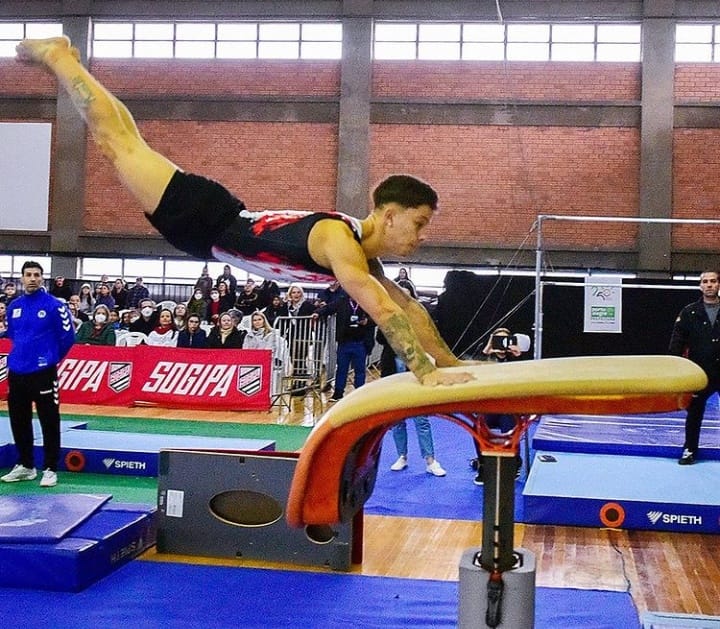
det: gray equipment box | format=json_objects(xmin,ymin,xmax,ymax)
[{"xmin": 157, "ymin": 449, "xmax": 355, "ymax": 571}]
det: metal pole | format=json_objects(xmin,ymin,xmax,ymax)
[{"xmin": 533, "ymin": 216, "xmax": 544, "ymax": 360}]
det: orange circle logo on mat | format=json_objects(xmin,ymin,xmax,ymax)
[
  {"xmin": 64, "ymin": 450, "xmax": 86, "ymax": 472},
  {"xmin": 599, "ymin": 502, "xmax": 625, "ymax": 528}
]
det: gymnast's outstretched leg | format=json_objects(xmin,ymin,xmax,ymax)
[{"xmin": 16, "ymin": 36, "xmax": 177, "ymax": 215}]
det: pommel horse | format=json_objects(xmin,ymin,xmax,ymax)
[{"xmin": 286, "ymin": 355, "xmax": 706, "ymax": 628}]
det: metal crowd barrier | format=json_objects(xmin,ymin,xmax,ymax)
[{"xmin": 272, "ymin": 314, "xmax": 336, "ymax": 411}]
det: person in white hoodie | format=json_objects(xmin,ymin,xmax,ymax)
[{"xmin": 243, "ymin": 311, "xmax": 289, "ymax": 396}]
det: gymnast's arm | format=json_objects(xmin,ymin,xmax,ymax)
[
  {"xmin": 310, "ymin": 227, "xmax": 473, "ymax": 386},
  {"xmin": 368, "ymin": 260, "xmax": 463, "ymax": 368}
]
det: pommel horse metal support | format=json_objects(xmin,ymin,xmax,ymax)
[
  {"xmin": 285, "ymin": 356, "xmax": 707, "ymax": 628},
  {"xmin": 455, "ymin": 412, "xmax": 536, "ymax": 628}
]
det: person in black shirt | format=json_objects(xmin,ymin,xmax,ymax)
[
  {"xmin": 669, "ymin": 270, "xmax": 720, "ymax": 465},
  {"xmin": 317, "ymin": 292, "xmax": 373, "ymax": 402},
  {"xmin": 207, "ymin": 312, "xmax": 246, "ymax": 349},
  {"xmin": 176, "ymin": 315, "xmax": 208, "ymax": 348}
]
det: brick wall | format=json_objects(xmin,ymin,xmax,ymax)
[
  {"xmin": 83, "ymin": 120, "xmax": 338, "ymax": 233},
  {"xmin": 4, "ymin": 57, "xmax": 720, "ymax": 255},
  {"xmin": 373, "ymin": 62, "xmax": 641, "ymax": 101},
  {"xmin": 370, "ymin": 124, "xmax": 639, "ymax": 249},
  {"xmin": 675, "ymin": 64, "xmax": 720, "ymax": 101},
  {"xmin": 673, "ymin": 128, "xmax": 720, "ymax": 250},
  {"xmin": 92, "ymin": 59, "xmax": 341, "ymax": 97}
]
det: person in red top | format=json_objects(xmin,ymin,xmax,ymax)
[{"xmin": 17, "ymin": 36, "xmax": 475, "ymax": 387}]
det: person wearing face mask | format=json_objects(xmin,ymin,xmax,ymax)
[
  {"xmin": 206, "ymin": 288, "xmax": 223, "ymax": 325},
  {"xmin": 75, "ymin": 304, "xmax": 116, "ymax": 346},
  {"xmin": 129, "ymin": 298, "xmax": 159, "ymax": 335},
  {"xmin": 187, "ymin": 287, "xmax": 209, "ymax": 321}
]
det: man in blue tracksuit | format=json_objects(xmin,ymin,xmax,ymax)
[{"xmin": 1, "ymin": 261, "xmax": 75, "ymax": 487}]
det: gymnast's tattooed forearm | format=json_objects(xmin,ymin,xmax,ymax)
[
  {"xmin": 71, "ymin": 77, "xmax": 95, "ymax": 106},
  {"xmin": 382, "ymin": 312, "xmax": 435, "ymax": 378}
]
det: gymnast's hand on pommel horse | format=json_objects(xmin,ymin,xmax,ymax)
[{"xmin": 16, "ymin": 36, "xmax": 475, "ymax": 389}]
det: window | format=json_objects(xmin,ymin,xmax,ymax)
[
  {"xmin": 92, "ymin": 21, "xmax": 342, "ymax": 60},
  {"xmin": 0, "ymin": 254, "xmax": 53, "ymax": 277},
  {"xmin": 374, "ymin": 21, "xmax": 641, "ymax": 62},
  {"xmin": 76, "ymin": 258, "xmax": 232, "ymax": 286},
  {"xmin": 675, "ymin": 23, "xmax": 720, "ymax": 62},
  {"xmin": 0, "ymin": 22, "xmax": 62, "ymax": 57}
]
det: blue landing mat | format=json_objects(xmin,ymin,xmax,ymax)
[
  {"xmin": 365, "ymin": 418, "xmax": 526, "ymax": 521},
  {"xmin": 0, "ymin": 419, "xmax": 88, "ymax": 442},
  {"xmin": 36, "ymin": 430, "xmax": 276, "ymax": 476},
  {"xmin": 0, "ymin": 560, "xmax": 641, "ymax": 629},
  {"xmin": 642, "ymin": 611, "xmax": 720, "ymax": 628},
  {"xmin": 0, "ymin": 496, "xmax": 156, "ymax": 591},
  {"xmin": 0, "ymin": 419, "xmax": 88, "ymax": 467},
  {"xmin": 532, "ymin": 413, "xmax": 720, "ymax": 460},
  {"xmin": 0, "ymin": 494, "xmax": 111, "ymax": 542},
  {"xmin": 524, "ymin": 451, "xmax": 720, "ymax": 533}
]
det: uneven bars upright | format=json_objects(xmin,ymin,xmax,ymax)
[{"xmin": 532, "ymin": 214, "xmax": 720, "ymax": 360}]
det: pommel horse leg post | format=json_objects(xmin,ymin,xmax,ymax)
[{"xmin": 459, "ymin": 415, "xmax": 536, "ymax": 629}]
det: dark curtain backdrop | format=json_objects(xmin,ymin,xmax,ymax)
[{"xmin": 433, "ymin": 271, "xmax": 698, "ymax": 359}]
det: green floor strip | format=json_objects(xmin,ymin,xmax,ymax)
[
  {"xmin": 3, "ymin": 411, "xmax": 312, "ymax": 452},
  {"xmin": 0, "ymin": 412, "xmax": 313, "ymax": 503},
  {"xmin": 0, "ymin": 472, "xmax": 158, "ymax": 504}
]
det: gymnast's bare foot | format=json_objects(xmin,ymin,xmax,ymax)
[{"xmin": 15, "ymin": 36, "xmax": 80, "ymax": 68}]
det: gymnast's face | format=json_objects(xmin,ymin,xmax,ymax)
[{"xmin": 382, "ymin": 204, "xmax": 433, "ymax": 257}]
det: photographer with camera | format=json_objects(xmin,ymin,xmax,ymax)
[{"xmin": 471, "ymin": 327, "xmax": 531, "ymax": 485}]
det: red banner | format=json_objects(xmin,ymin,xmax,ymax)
[{"xmin": 0, "ymin": 340, "xmax": 271, "ymax": 411}]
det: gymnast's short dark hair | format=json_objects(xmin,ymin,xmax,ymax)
[{"xmin": 372, "ymin": 175, "xmax": 439, "ymax": 211}]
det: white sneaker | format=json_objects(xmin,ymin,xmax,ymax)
[
  {"xmin": 390, "ymin": 455, "xmax": 408, "ymax": 471},
  {"xmin": 426, "ymin": 460, "xmax": 447, "ymax": 477},
  {"xmin": 1, "ymin": 464, "xmax": 37, "ymax": 482},
  {"xmin": 40, "ymin": 469, "xmax": 58, "ymax": 487}
]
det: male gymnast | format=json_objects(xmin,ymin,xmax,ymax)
[{"xmin": 16, "ymin": 36, "xmax": 474, "ymax": 386}]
